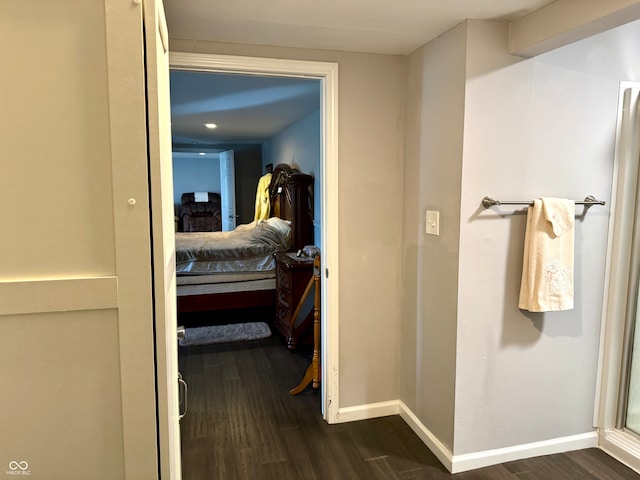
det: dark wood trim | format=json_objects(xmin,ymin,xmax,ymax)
[
  {"xmin": 177, "ymin": 289, "xmax": 276, "ymax": 313},
  {"xmin": 269, "ymin": 163, "xmax": 313, "ymax": 251}
]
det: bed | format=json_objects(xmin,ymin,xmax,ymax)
[{"xmin": 175, "ymin": 163, "xmax": 314, "ymax": 313}]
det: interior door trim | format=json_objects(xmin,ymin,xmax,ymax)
[{"xmin": 169, "ymin": 51, "xmax": 341, "ymax": 423}]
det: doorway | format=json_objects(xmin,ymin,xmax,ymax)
[{"xmin": 168, "ymin": 53, "xmax": 340, "ymax": 424}]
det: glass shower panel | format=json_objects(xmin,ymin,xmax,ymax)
[
  {"xmin": 621, "ymin": 84, "xmax": 640, "ymax": 436},
  {"xmin": 626, "ymin": 299, "xmax": 640, "ymax": 434}
]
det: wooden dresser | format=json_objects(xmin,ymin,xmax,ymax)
[{"xmin": 275, "ymin": 251, "xmax": 314, "ymax": 350}]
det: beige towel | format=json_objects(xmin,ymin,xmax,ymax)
[
  {"xmin": 518, "ymin": 198, "xmax": 575, "ymax": 312},
  {"xmin": 254, "ymin": 173, "xmax": 272, "ymax": 221}
]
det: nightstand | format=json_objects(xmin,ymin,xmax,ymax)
[{"xmin": 275, "ymin": 251, "xmax": 314, "ymax": 350}]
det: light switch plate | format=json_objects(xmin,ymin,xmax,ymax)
[{"xmin": 426, "ymin": 210, "xmax": 440, "ymax": 236}]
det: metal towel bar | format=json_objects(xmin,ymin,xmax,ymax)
[{"xmin": 482, "ymin": 195, "xmax": 605, "ymax": 209}]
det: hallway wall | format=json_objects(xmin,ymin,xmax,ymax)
[
  {"xmin": 402, "ymin": 16, "xmax": 640, "ymax": 460},
  {"xmin": 170, "ymin": 38, "xmax": 407, "ymax": 409}
]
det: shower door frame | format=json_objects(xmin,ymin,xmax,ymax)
[{"xmin": 597, "ymin": 82, "xmax": 640, "ymax": 471}]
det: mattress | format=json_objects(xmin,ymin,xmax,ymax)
[
  {"xmin": 175, "ymin": 217, "xmax": 291, "ymax": 275},
  {"xmin": 177, "ymin": 253, "xmax": 276, "ymax": 275},
  {"xmin": 176, "ymin": 271, "xmax": 274, "ymax": 286},
  {"xmin": 176, "ymin": 277, "xmax": 275, "ymax": 296}
]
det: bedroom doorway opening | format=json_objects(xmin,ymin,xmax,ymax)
[{"xmin": 168, "ymin": 54, "xmax": 339, "ymax": 434}]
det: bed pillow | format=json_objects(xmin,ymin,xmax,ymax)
[
  {"xmin": 263, "ymin": 216, "xmax": 292, "ymax": 236},
  {"xmin": 235, "ymin": 220, "xmax": 257, "ymax": 232}
]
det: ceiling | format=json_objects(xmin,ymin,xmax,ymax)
[
  {"xmin": 166, "ymin": 0, "xmax": 556, "ymax": 148},
  {"xmin": 170, "ymin": 71, "xmax": 320, "ymax": 148},
  {"xmin": 163, "ymin": 0, "xmax": 556, "ymax": 56}
]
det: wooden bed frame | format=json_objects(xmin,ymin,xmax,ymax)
[{"xmin": 176, "ymin": 163, "xmax": 313, "ymax": 313}]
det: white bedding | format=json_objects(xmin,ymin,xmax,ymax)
[{"xmin": 175, "ymin": 217, "xmax": 291, "ymax": 276}]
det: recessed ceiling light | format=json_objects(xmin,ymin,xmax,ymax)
[
  {"xmin": 204, "ymin": 123, "xmax": 217, "ymax": 129},
  {"xmin": 198, "ymin": 152, "xmax": 206, "ymax": 156}
]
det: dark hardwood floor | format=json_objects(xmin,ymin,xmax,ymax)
[{"xmin": 178, "ymin": 329, "xmax": 640, "ymax": 479}]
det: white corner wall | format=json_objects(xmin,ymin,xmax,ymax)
[
  {"xmin": 401, "ymin": 22, "xmax": 468, "ymax": 452},
  {"xmin": 402, "ymin": 15, "xmax": 640, "ymax": 471},
  {"xmin": 455, "ymin": 18, "xmax": 640, "ymax": 458},
  {"xmin": 455, "ymin": 18, "xmax": 621, "ymax": 456}
]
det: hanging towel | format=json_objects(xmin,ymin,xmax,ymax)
[
  {"xmin": 194, "ymin": 191, "xmax": 209, "ymax": 202},
  {"xmin": 518, "ymin": 198, "xmax": 575, "ymax": 312},
  {"xmin": 254, "ymin": 173, "xmax": 272, "ymax": 221}
]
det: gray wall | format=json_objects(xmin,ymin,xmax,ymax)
[
  {"xmin": 401, "ymin": 22, "xmax": 468, "ymax": 451},
  {"xmin": 454, "ymin": 18, "xmax": 640, "ymax": 456},
  {"xmin": 402, "ymin": 17, "xmax": 640, "ymax": 456},
  {"xmin": 170, "ymin": 12, "xmax": 640, "ymax": 461},
  {"xmin": 263, "ymin": 109, "xmax": 321, "ymax": 246},
  {"xmin": 455, "ymin": 19, "xmax": 609, "ymax": 455},
  {"xmin": 172, "ymin": 153, "xmax": 221, "ymax": 207}
]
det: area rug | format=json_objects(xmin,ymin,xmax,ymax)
[{"xmin": 179, "ymin": 322, "xmax": 272, "ymax": 347}]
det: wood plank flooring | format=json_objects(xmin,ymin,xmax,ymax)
[{"xmin": 178, "ymin": 331, "xmax": 640, "ymax": 479}]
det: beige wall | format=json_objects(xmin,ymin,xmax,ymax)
[
  {"xmin": 1, "ymin": 1, "xmax": 115, "ymax": 277},
  {"xmin": 0, "ymin": 3, "xmax": 124, "ymax": 476},
  {"xmin": 169, "ymin": 39, "xmax": 407, "ymax": 407},
  {"xmin": 1, "ymin": 1, "xmax": 159, "ymax": 478}
]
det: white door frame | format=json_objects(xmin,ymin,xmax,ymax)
[
  {"xmin": 144, "ymin": 0, "xmax": 182, "ymax": 478},
  {"xmin": 220, "ymin": 149, "xmax": 237, "ymax": 231},
  {"xmin": 169, "ymin": 52, "xmax": 340, "ymax": 423}
]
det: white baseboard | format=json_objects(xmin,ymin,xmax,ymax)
[
  {"xmin": 337, "ymin": 399, "xmax": 598, "ymax": 474},
  {"xmin": 336, "ymin": 400, "xmax": 400, "ymax": 423},
  {"xmin": 450, "ymin": 431, "xmax": 598, "ymax": 473},
  {"xmin": 397, "ymin": 401, "xmax": 454, "ymax": 471}
]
